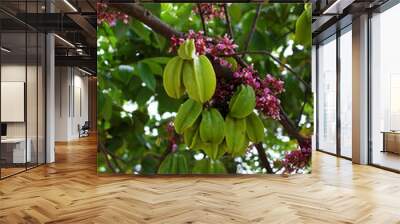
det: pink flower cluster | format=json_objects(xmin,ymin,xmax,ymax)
[
  {"xmin": 193, "ymin": 4, "xmax": 225, "ymax": 21},
  {"xmin": 212, "ymin": 34, "xmax": 238, "ymax": 56},
  {"xmin": 170, "ymin": 31, "xmax": 238, "ymax": 69},
  {"xmin": 97, "ymin": 3, "xmax": 129, "ymax": 26},
  {"xmin": 170, "ymin": 30, "xmax": 211, "ymax": 55},
  {"xmin": 211, "ymin": 34, "xmax": 238, "ymax": 69},
  {"xmin": 281, "ymin": 140, "xmax": 312, "ymax": 174},
  {"xmin": 233, "ymin": 66, "xmax": 284, "ymax": 119}
]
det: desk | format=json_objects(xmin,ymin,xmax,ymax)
[
  {"xmin": 1, "ymin": 138, "xmax": 31, "ymax": 163},
  {"xmin": 382, "ymin": 131, "xmax": 400, "ymax": 154}
]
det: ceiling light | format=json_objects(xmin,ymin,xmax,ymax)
[
  {"xmin": 63, "ymin": 0, "xmax": 78, "ymax": 12},
  {"xmin": 78, "ymin": 67, "xmax": 92, "ymax": 76},
  {"xmin": 1, "ymin": 47, "xmax": 11, "ymax": 53},
  {"xmin": 54, "ymin": 34, "xmax": 75, "ymax": 48}
]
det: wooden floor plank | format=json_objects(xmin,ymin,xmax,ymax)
[{"xmin": 0, "ymin": 135, "xmax": 400, "ymax": 223}]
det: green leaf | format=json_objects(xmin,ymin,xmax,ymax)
[
  {"xmin": 225, "ymin": 57, "xmax": 238, "ymax": 71},
  {"xmin": 143, "ymin": 61, "xmax": 163, "ymax": 76},
  {"xmin": 156, "ymin": 84, "xmax": 183, "ymax": 114},
  {"xmin": 158, "ymin": 152, "xmax": 190, "ymax": 174},
  {"xmin": 131, "ymin": 20, "xmax": 151, "ymax": 44},
  {"xmin": 143, "ymin": 3, "xmax": 161, "ymax": 17},
  {"xmin": 295, "ymin": 4, "xmax": 311, "ymax": 46},
  {"xmin": 135, "ymin": 62, "xmax": 156, "ymax": 91},
  {"xmin": 141, "ymin": 154, "xmax": 158, "ymax": 174},
  {"xmin": 192, "ymin": 158, "xmax": 227, "ymax": 174},
  {"xmin": 139, "ymin": 57, "xmax": 171, "ymax": 64},
  {"xmin": 114, "ymin": 65, "xmax": 134, "ymax": 83},
  {"xmin": 136, "ymin": 87, "xmax": 153, "ymax": 107},
  {"xmin": 103, "ymin": 95, "xmax": 113, "ymax": 121},
  {"xmin": 229, "ymin": 4, "xmax": 242, "ymax": 24}
]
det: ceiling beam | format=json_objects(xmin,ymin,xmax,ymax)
[
  {"xmin": 55, "ymin": 55, "xmax": 96, "ymax": 72},
  {"xmin": 67, "ymin": 14, "xmax": 96, "ymax": 47}
]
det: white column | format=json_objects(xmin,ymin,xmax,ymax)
[{"xmin": 352, "ymin": 14, "xmax": 369, "ymax": 164}]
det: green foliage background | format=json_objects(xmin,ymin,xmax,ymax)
[{"xmin": 97, "ymin": 3, "xmax": 312, "ymax": 174}]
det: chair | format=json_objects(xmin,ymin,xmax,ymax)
[{"xmin": 78, "ymin": 121, "xmax": 90, "ymax": 138}]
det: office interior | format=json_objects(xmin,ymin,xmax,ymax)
[
  {"xmin": 313, "ymin": 0, "xmax": 400, "ymax": 172},
  {"xmin": 0, "ymin": 0, "xmax": 96, "ymax": 179}
]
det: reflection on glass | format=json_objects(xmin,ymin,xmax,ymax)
[
  {"xmin": 27, "ymin": 31, "xmax": 38, "ymax": 169},
  {"xmin": 340, "ymin": 29, "xmax": 352, "ymax": 158},
  {"xmin": 371, "ymin": 4, "xmax": 400, "ymax": 171},
  {"xmin": 318, "ymin": 36, "xmax": 337, "ymax": 154},
  {"xmin": 38, "ymin": 33, "xmax": 45, "ymax": 165},
  {"xmin": 1, "ymin": 31, "xmax": 27, "ymax": 177}
]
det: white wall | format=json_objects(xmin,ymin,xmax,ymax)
[
  {"xmin": 55, "ymin": 67, "xmax": 89, "ymax": 141},
  {"xmin": 1, "ymin": 65, "xmax": 38, "ymax": 137},
  {"xmin": 1, "ymin": 65, "xmax": 26, "ymax": 140},
  {"xmin": 55, "ymin": 66, "xmax": 69, "ymax": 141}
]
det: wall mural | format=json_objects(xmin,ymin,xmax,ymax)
[{"xmin": 97, "ymin": 3, "xmax": 312, "ymax": 175}]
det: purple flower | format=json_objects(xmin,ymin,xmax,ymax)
[
  {"xmin": 97, "ymin": 3, "xmax": 129, "ymax": 26},
  {"xmin": 193, "ymin": 4, "xmax": 226, "ymax": 21},
  {"xmin": 231, "ymin": 66, "xmax": 284, "ymax": 120}
]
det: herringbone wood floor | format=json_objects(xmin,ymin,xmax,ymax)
[{"xmin": 1, "ymin": 136, "xmax": 400, "ymax": 224}]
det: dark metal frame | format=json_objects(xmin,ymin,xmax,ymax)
[
  {"xmin": 336, "ymin": 27, "xmax": 341, "ymax": 158},
  {"xmin": 0, "ymin": 0, "xmax": 47, "ymax": 180}
]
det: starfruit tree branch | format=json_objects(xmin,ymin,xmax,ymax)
[
  {"xmin": 110, "ymin": 3, "xmax": 183, "ymax": 38},
  {"xmin": 197, "ymin": 3, "xmax": 208, "ymax": 36},
  {"xmin": 243, "ymin": 3, "xmax": 262, "ymax": 51},
  {"xmin": 255, "ymin": 143, "xmax": 274, "ymax": 173},
  {"xmin": 221, "ymin": 50, "xmax": 311, "ymax": 90},
  {"xmin": 296, "ymin": 90, "xmax": 308, "ymax": 127},
  {"xmin": 278, "ymin": 105, "xmax": 309, "ymax": 144},
  {"xmin": 99, "ymin": 142, "xmax": 120, "ymax": 173},
  {"xmin": 108, "ymin": 3, "xmax": 311, "ymax": 145},
  {"xmin": 223, "ymin": 3, "xmax": 234, "ymax": 40}
]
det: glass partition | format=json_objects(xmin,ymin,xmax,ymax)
[
  {"xmin": 370, "ymin": 4, "xmax": 400, "ymax": 171},
  {"xmin": 38, "ymin": 32, "xmax": 45, "ymax": 165},
  {"xmin": 27, "ymin": 31, "xmax": 38, "ymax": 169},
  {"xmin": 339, "ymin": 28, "xmax": 352, "ymax": 158},
  {"xmin": 0, "ymin": 1, "xmax": 46, "ymax": 179},
  {"xmin": 1, "ymin": 31, "xmax": 27, "ymax": 177},
  {"xmin": 317, "ymin": 35, "xmax": 337, "ymax": 154}
]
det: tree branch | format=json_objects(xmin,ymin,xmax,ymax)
[
  {"xmin": 279, "ymin": 105, "xmax": 309, "ymax": 144},
  {"xmin": 197, "ymin": 3, "xmax": 207, "ymax": 36},
  {"xmin": 99, "ymin": 143, "xmax": 117, "ymax": 173},
  {"xmin": 110, "ymin": 3, "xmax": 182, "ymax": 39},
  {"xmin": 243, "ymin": 4, "xmax": 262, "ymax": 51},
  {"xmin": 255, "ymin": 143, "xmax": 273, "ymax": 174},
  {"xmin": 223, "ymin": 4, "xmax": 234, "ymax": 39},
  {"xmin": 296, "ymin": 90, "xmax": 308, "ymax": 126},
  {"xmin": 221, "ymin": 50, "xmax": 311, "ymax": 90},
  {"xmin": 100, "ymin": 142, "xmax": 123, "ymax": 172}
]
